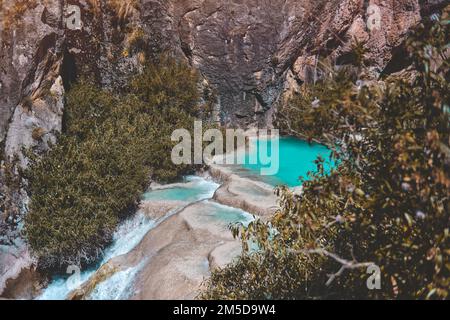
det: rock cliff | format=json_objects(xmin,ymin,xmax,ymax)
[{"xmin": 1, "ymin": 0, "xmax": 446, "ymax": 147}]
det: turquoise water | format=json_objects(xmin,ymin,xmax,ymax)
[
  {"xmin": 142, "ymin": 176, "xmax": 218, "ymax": 202},
  {"xmin": 203, "ymin": 201, "xmax": 254, "ymax": 227},
  {"xmin": 243, "ymin": 137, "xmax": 333, "ymax": 187},
  {"xmin": 142, "ymin": 178, "xmax": 253, "ymax": 231},
  {"xmin": 38, "ymin": 213, "xmax": 157, "ymax": 300}
]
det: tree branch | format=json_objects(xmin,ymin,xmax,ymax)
[{"xmin": 289, "ymin": 248, "xmax": 374, "ymax": 286}]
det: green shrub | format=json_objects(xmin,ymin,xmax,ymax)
[
  {"xmin": 24, "ymin": 57, "xmax": 201, "ymax": 270},
  {"xmin": 131, "ymin": 55, "xmax": 203, "ymax": 116},
  {"xmin": 202, "ymin": 11, "xmax": 449, "ymax": 300}
]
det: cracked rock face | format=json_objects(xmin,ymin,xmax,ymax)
[
  {"xmin": 0, "ymin": 0, "xmax": 445, "ymax": 142},
  {"xmin": 0, "ymin": 0, "xmax": 61, "ymax": 149},
  {"xmin": 168, "ymin": 0, "xmax": 441, "ymax": 126},
  {"xmin": 173, "ymin": 0, "xmax": 298, "ymax": 125},
  {"xmin": 0, "ymin": 0, "xmax": 145, "ymax": 156}
]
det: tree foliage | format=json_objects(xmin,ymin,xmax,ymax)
[{"xmin": 202, "ymin": 11, "xmax": 449, "ymax": 300}]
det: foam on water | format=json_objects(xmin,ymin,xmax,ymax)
[
  {"xmin": 37, "ymin": 270, "xmax": 94, "ymax": 300},
  {"xmin": 142, "ymin": 176, "xmax": 219, "ymax": 201},
  {"xmin": 88, "ymin": 263, "xmax": 144, "ymax": 300}
]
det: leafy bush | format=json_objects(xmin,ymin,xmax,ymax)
[
  {"xmin": 130, "ymin": 55, "xmax": 204, "ymax": 116},
  {"xmin": 202, "ymin": 11, "xmax": 449, "ymax": 300},
  {"xmin": 276, "ymin": 68, "xmax": 357, "ymax": 142},
  {"xmin": 24, "ymin": 56, "xmax": 201, "ymax": 269}
]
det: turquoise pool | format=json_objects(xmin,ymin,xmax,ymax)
[
  {"xmin": 242, "ymin": 137, "xmax": 334, "ymax": 187},
  {"xmin": 141, "ymin": 176, "xmax": 218, "ymax": 202}
]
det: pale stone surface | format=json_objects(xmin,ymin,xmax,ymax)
[
  {"xmin": 209, "ymin": 164, "xmax": 278, "ymax": 218},
  {"xmin": 139, "ymin": 200, "xmax": 186, "ymax": 220},
  {"xmin": 66, "ymin": 165, "xmax": 278, "ymax": 300},
  {"xmin": 68, "ymin": 201, "xmax": 246, "ymax": 300},
  {"xmin": 5, "ymin": 75, "xmax": 65, "ymax": 164},
  {"xmin": 0, "ymin": 238, "xmax": 34, "ymax": 296}
]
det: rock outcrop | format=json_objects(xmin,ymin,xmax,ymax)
[
  {"xmin": 0, "ymin": 0, "xmax": 146, "ymax": 158},
  {"xmin": 157, "ymin": 0, "xmax": 446, "ymax": 126},
  {"xmin": 209, "ymin": 163, "xmax": 278, "ymax": 217},
  {"xmin": 0, "ymin": 0, "xmax": 144, "ymax": 295}
]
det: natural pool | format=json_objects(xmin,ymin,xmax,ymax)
[
  {"xmin": 141, "ymin": 176, "xmax": 218, "ymax": 202},
  {"xmin": 241, "ymin": 136, "xmax": 334, "ymax": 187}
]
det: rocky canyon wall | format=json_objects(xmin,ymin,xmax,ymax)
[{"xmin": 1, "ymin": 0, "xmax": 446, "ymax": 155}]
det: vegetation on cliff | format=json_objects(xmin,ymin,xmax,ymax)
[
  {"xmin": 24, "ymin": 56, "xmax": 205, "ymax": 270},
  {"xmin": 203, "ymin": 12, "xmax": 449, "ymax": 299}
]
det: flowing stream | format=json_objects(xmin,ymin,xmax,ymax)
[{"xmin": 38, "ymin": 176, "xmax": 220, "ymax": 300}]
